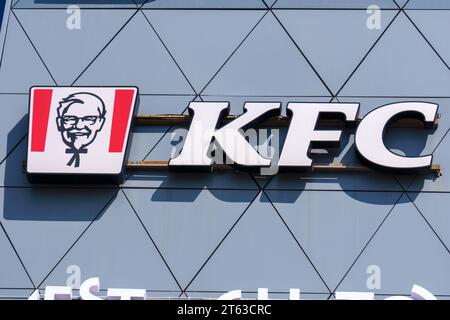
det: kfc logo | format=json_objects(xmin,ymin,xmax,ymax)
[
  {"xmin": 56, "ymin": 93, "xmax": 107, "ymax": 167},
  {"xmin": 27, "ymin": 87, "xmax": 138, "ymax": 183}
]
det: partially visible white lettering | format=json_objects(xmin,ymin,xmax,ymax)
[{"xmin": 30, "ymin": 279, "xmax": 440, "ymax": 300}]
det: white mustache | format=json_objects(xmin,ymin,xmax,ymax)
[{"xmin": 68, "ymin": 129, "xmax": 90, "ymax": 136}]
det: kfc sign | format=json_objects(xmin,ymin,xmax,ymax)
[
  {"xmin": 27, "ymin": 86, "xmax": 138, "ymax": 183},
  {"xmin": 26, "ymin": 86, "xmax": 439, "ymax": 183},
  {"xmin": 170, "ymin": 101, "xmax": 438, "ymax": 173}
]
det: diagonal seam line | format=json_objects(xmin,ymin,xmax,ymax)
[
  {"xmin": 141, "ymin": 127, "xmax": 174, "ymax": 161},
  {"xmin": 335, "ymin": 9, "xmax": 401, "ymax": 97},
  {"xmin": 251, "ymin": 173, "xmax": 274, "ymax": 191},
  {"xmin": 405, "ymin": 192, "xmax": 450, "ymax": 254},
  {"xmin": 271, "ymin": 10, "xmax": 333, "ymax": 97},
  {"xmin": 11, "ymin": 0, "xmax": 20, "ymax": 9},
  {"xmin": 261, "ymin": 0, "xmax": 269, "ymax": 10},
  {"xmin": 121, "ymin": 188, "xmax": 184, "ymax": 292},
  {"xmin": 248, "ymin": 171, "xmax": 264, "ymax": 191},
  {"xmin": 331, "ymin": 192, "xmax": 405, "ymax": 293},
  {"xmin": 0, "ymin": 5, "xmax": 12, "ymax": 69},
  {"xmin": 140, "ymin": 10, "xmax": 197, "ymax": 96},
  {"xmin": 36, "ymin": 189, "xmax": 120, "ymax": 288},
  {"xmin": 70, "ymin": 9, "xmax": 140, "ymax": 86},
  {"xmin": 263, "ymin": 190, "xmax": 332, "ymax": 293},
  {"xmin": 260, "ymin": 175, "xmax": 274, "ymax": 190},
  {"xmin": 132, "ymin": 0, "xmax": 142, "ymax": 10},
  {"xmin": 403, "ymin": 10, "xmax": 450, "ymax": 71},
  {"xmin": 269, "ymin": 2, "xmax": 404, "ymax": 9},
  {"xmin": 271, "ymin": 0, "xmax": 279, "ymax": 9},
  {"xmin": 10, "ymin": 10, "xmax": 57, "ymax": 85},
  {"xmin": 401, "ymin": 127, "xmax": 450, "ymax": 191},
  {"xmin": 138, "ymin": 1, "xmax": 146, "ymax": 10},
  {"xmin": 0, "ymin": 134, "xmax": 26, "ymax": 167},
  {"xmin": 393, "ymin": 174, "xmax": 409, "ymax": 194},
  {"xmin": 141, "ymin": 95, "xmax": 198, "ymax": 161},
  {"xmin": 402, "ymin": 0, "xmax": 412, "ymax": 9},
  {"xmin": 391, "ymin": 172, "xmax": 406, "ymax": 194},
  {"xmin": 0, "ymin": 221, "xmax": 36, "ymax": 288},
  {"xmin": 392, "ymin": 0, "xmax": 401, "ymax": 9},
  {"xmin": 182, "ymin": 190, "xmax": 262, "ymax": 293},
  {"xmin": 431, "ymin": 127, "xmax": 450, "ymax": 154},
  {"xmin": 199, "ymin": 10, "xmax": 269, "ymax": 95}
]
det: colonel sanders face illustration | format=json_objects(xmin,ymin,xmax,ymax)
[{"xmin": 56, "ymin": 92, "xmax": 106, "ymax": 167}]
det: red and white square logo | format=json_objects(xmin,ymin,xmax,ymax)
[{"xmin": 27, "ymin": 87, "xmax": 138, "ymax": 181}]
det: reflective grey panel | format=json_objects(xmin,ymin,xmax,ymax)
[
  {"xmin": 0, "ymin": 95, "xmax": 28, "ymax": 164},
  {"xmin": 410, "ymin": 192, "xmax": 450, "ymax": 250},
  {"xmin": 264, "ymin": 0, "xmax": 277, "ymax": 8},
  {"xmin": 0, "ymin": 289, "xmax": 34, "ymax": 299},
  {"xmin": 203, "ymin": 13, "xmax": 330, "ymax": 96},
  {"xmin": 407, "ymin": 11, "xmax": 450, "ymax": 68},
  {"xmin": 395, "ymin": 0, "xmax": 409, "ymax": 7},
  {"xmin": 0, "ymin": 14, "xmax": 55, "ymax": 93},
  {"xmin": 74, "ymin": 12, "xmax": 194, "ymax": 95},
  {"xmin": 42, "ymin": 191, "xmax": 180, "ymax": 291},
  {"xmin": 142, "ymin": 0, "xmax": 266, "ymax": 9},
  {"xmin": 14, "ymin": 0, "xmax": 140, "ymax": 9},
  {"xmin": 124, "ymin": 188, "xmax": 258, "ymax": 288},
  {"xmin": 406, "ymin": 0, "xmax": 450, "ymax": 9},
  {"xmin": 14, "ymin": 9, "xmax": 136, "ymax": 85},
  {"xmin": 274, "ymin": 0, "xmax": 398, "ymax": 9},
  {"xmin": 0, "ymin": 139, "xmax": 32, "ymax": 187},
  {"xmin": 144, "ymin": 10, "xmax": 265, "ymax": 93},
  {"xmin": 0, "ymin": 225, "xmax": 33, "ymax": 288},
  {"xmin": 267, "ymin": 190, "xmax": 402, "ymax": 290},
  {"xmin": 337, "ymin": 194, "xmax": 450, "ymax": 295},
  {"xmin": 274, "ymin": 9, "xmax": 398, "ymax": 94},
  {"xmin": 0, "ymin": 187, "xmax": 117, "ymax": 285},
  {"xmin": 188, "ymin": 192, "xmax": 329, "ymax": 293},
  {"xmin": 340, "ymin": 12, "xmax": 450, "ymax": 96}
]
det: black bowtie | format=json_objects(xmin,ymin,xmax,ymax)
[{"xmin": 65, "ymin": 148, "xmax": 88, "ymax": 168}]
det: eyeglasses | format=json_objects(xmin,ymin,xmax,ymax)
[{"xmin": 61, "ymin": 115, "xmax": 101, "ymax": 126}]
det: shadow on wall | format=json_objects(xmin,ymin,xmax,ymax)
[
  {"xmin": 261, "ymin": 126, "xmax": 434, "ymax": 205},
  {"xmin": 135, "ymin": 126, "xmax": 434, "ymax": 205},
  {"xmin": 2, "ymin": 116, "xmax": 118, "ymax": 221}
]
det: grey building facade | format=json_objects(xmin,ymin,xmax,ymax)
[{"xmin": 0, "ymin": 0, "xmax": 449, "ymax": 299}]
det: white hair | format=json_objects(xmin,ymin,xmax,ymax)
[{"xmin": 57, "ymin": 92, "xmax": 106, "ymax": 118}]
